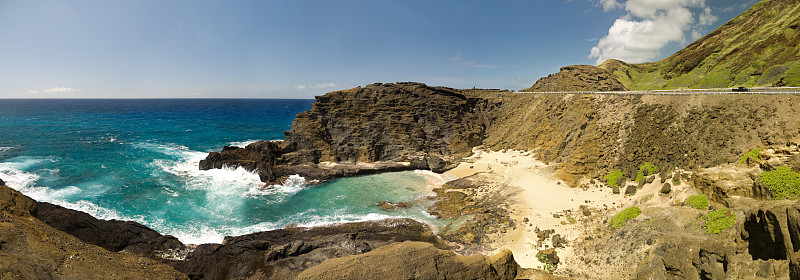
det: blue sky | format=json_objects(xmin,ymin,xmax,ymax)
[{"xmin": 0, "ymin": 0, "xmax": 755, "ymax": 98}]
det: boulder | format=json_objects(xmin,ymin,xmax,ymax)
[
  {"xmin": 625, "ymin": 185, "xmax": 637, "ymax": 195},
  {"xmin": 295, "ymin": 241, "xmax": 519, "ymax": 280},
  {"xmin": 660, "ymin": 183, "xmax": 672, "ymax": 194},
  {"xmin": 612, "ymin": 185, "xmax": 620, "ymax": 194}
]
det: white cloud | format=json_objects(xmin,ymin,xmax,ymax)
[
  {"xmin": 451, "ymin": 52, "xmax": 462, "ymax": 62},
  {"xmin": 27, "ymin": 87, "xmax": 79, "ymax": 94},
  {"xmin": 516, "ymin": 77, "xmax": 529, "ymax": 82},
  {"xmin": 467, "ymin": 60, "xmax": 496, "ymax": 68},
  {"xmin": 589, "ymin": 0, "xmax": 717, "ymax": 64},
  {"xmin": 698, "ymin": 7, "xmax": 717, "ymax": 26},
  {"xmin": 296, "ymin": 83, "xmax": 338, "ymax": 90},
  {"xmin": 596, "ymin": 0, "xmax": 623, "ymax": 11}
]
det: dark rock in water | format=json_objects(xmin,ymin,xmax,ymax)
[
  {"xmin": 625, "ymin": 185, "xmax": 637, "ymax": 195},
  {"xmin": 612, "ymin": 185, "xmax": 620, "ymax": 194},
  {"xmin": 169, "ymin": 218, "xmax": 449, "ymax": 280},
  {"xmin": 375, "ymin": 201, "xmax": 412, "ymax": 211},
  {"xmin": 35, "ymin": 202, "xmax": 185, "ymax": 259},
  {"xmin": 660, "ymin": 183, "xmax": 672, "ymax": 194},
  {"xmin": 0, "ymin": 177, "xmax": 5, "ymax": 186},
  {"xmin": 199, "ymin": 82, "xmax": 500, "ymax": 184},
  {"xmin": 295, "ymin": 241, "xmax": 519, "ymax": 280}
]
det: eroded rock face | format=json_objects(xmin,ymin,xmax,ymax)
[
  {"xmin": 200, "ymin": 82, "xmax": 500, "ymax": 184},
  {"xmin": 294, "ymin": 241, "xmax": 519, "ymax": 280},
  {"xmin": 523, "ymin": 65, "xmax": 627, "ymax": 92},
  {"xmin": 167, "ymin": 218, "xmax": 449, "ymax": 280},
  {"xmin": 35, "ymin": 202, "xmax": 185, "ymax": 260},
  {"xmin": 0, "ymin": 186, "xmax": 188, "ymax": 280}
]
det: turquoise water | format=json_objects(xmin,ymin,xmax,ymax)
[{"xmin": 0, "ymin": 99, "xmax": 451, "ymax": 244}]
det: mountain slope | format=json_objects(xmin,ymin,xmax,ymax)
[{"xmin": 599, "ymin": 0, "xmax": 800, "ymax": 89}]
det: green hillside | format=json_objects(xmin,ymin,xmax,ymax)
[{"xmin": 599, "ymin": 0, "xmax": 800, "ymax": 90}]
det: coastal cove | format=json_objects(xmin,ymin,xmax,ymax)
[{"xmin": 0, "ymin": 99, "xmax": 454, "ymax": 244}]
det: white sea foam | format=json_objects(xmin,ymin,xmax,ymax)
[
  {"xmin": 226, "ymin": 139, "xmax": 261, "ymax": 148},
  {"xmin": 0, "ymin": 156, "xmax": 130, "ymax": 222},
  {"xmin": 0, "ymin": 146, "xmax": 12, "ymax": 155}
]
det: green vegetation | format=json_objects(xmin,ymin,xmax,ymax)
[
  {"xmin": 536, "ymin": 252, "xmax": 555, "ymax": 273},
  {"xmin": 739, "ymin": 147, "xmax": 764, "ymax": 164},
  {"xmin": 610, "ymin": 206, "xmax": 641, "ymax": 229},
  {"xmin": 567, "ymin": 217, "xmax": 576, "ymax": 224},
  {"xmin": 635, "ymin": 162, "xmax": 658, "ymax": 182},
  {"xmin": 704, "ymin": 208, "xmax": 737, "ymax": 234},
  {"xmin": 604, "ymin": 169, "xmax": 623, "ymax": 187},
  {"xmin": 758, "ymin": 166, "xmax": 800, "ymax": 200},
  {"xmin": 684, "ymin": 195, "xmax": 709, "ymax": 210},
  {"xmin": 672, "ymin": 174, "xmax": 681, "ymax": 186}
]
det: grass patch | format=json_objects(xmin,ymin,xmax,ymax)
[
  {"xmin": 635, "ymin": 162, "xmax": 658, "ymax": 182},
  {"xmin": 605, "ymin": 169, "xmax": 623, "ymax": 187},
  {"xmin": 704, "ymin": 208, "xmax": 737, "ymax": 234},
  {"xmin": 758, "ymin": 166, "xmax": 800, "ymax": 200},
  {"xmin": 610, "ymin": 206, "xmax": 641, "ymax": 229},
  {"xmin": 684, "ymin": 195, "xmax": 708, "ymax": 210},
  {"xmin": 739, "ymin": 147, "xmax": 764, "ymax": 164}
]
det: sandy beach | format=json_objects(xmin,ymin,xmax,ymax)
[{"xmin": 445, "ymin": 148, "xmax": 694, "ymax": 272}]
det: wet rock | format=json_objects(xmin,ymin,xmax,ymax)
[
  {"xmin": 625, "ymin": 185, "xmax": 637, "ymax": 195},
  {"xmin": 35, "ymin": 202, "xmax": 185, "ymax": 259},
  {"xmin": 375, "ymin": 201, "xmax": 412, "ymax": 211},
  {"xmin": 170, "ymin": 218, "xmax": 449, "ymax": 280},
  {"xmin": 660, "ymin": 183, "xmax": 672, "ymax": 194},
  {"xmin": 295, "ymin": 241, "xmax": 519, "ymax": 280}
]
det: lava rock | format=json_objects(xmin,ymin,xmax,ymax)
[
  {"xmin": 625, "ymin": 185, "xmax": 637, "ymax": 195},
  {"xmin": 661, "ymin": 183, "xmax": 672, "ymax": 194}
]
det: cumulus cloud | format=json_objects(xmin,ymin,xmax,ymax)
[
  {"xmin": 27, "ymin": 87, "xmax": 79, "ymax": 94},
  {"xmin": 589, "ymin": 0, "xmax": 719, "ymax": 64},
  {"xmin": 296, "ymin": 83, "xmax": 338, "ymax": 90}
]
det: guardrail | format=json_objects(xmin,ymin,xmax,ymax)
[{"xmin": 515, "ymin": 89, "xmax": 800, "ymax": 95}]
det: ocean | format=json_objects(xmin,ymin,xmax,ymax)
[{"xmin": 0, "ymin": 99, "xmax": 452, "ymax": 244}]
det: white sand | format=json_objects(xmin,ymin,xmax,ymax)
[{"xmin": 445, "ymin": 149, "xmax": 688, "ymax": 270}]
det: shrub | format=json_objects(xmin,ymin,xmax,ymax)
[
  {"xmin": 610, "ymin": 206, "xmax": 641, "ymax": 229},
  {"xmin": 605, "ymin": 170, "xmax": 623, "ymax": 187},
  {"xmin": 635, "ymin": 162, "xmax": 658, "ymax": 182},
  {"xmin": 684, "ymin": 195, "xmax": 708, "ymax": 210},
  {"xmin": 704, "ymin": 208, "xmax": 737, "ymax": 234},
  {"xmin": 758, "ymin": 166, "xmax": 800, "ymax": 200},
  {"xmin": 739, "ymin": 148, "xmax": 764, "ymax": 164}
]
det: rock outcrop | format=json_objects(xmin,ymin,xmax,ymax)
[
  {"xmin": 200, "ymin": 82, "xmax": 501, "ymax": 184},
  {"xmin": 523, "ymin": 65, "xmax": 627, "ymax": 92},
  {"xmin": 35, "ymin": 201, "xmax": 185, "ymax": 260},
  {"xmin": 0, "ymin": 185, "xmax": 187, "ymax": 280},
  {"xmin": 294, "ymin": 241, "xmax": 519, "ymax": 280},
  {"xmin": 167, "ymin": 219, "xmax": 451, "ymax": 280}
]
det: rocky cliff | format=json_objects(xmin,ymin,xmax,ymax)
[
  {"xmin": 523, "ymin": 65, "xmax": 628, "ymax": 92},
  {"xmin": 0, "ymin": 185, "xmax": 188, "ymax": 280},
  {"xmin": 483, "ymin": 93, "xmax": 800, "ymax": 186},
  {"xmin": 200, "ymin": 82, "xmax": 501, "ymax": 185}
]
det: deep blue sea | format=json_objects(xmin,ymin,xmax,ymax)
[{"xmin": 0, "ymin": 99, "xmax": 450, "ymax": 244}]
